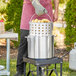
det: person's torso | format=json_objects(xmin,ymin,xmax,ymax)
[
  {"xmin": 20, "ymin": 0, "xmax": 53, "ymax": 30},
  {"xmin": 23, "ymin": 0, "xmax": 52, "ymax": 16}
]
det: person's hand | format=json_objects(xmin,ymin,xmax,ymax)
[{"xmin": 53, "ymin": 10, "xmax": 58, "ymax": 22}]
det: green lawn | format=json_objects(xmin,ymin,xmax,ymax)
[{"xmin": 0, "ymin": 59, "xmax": 76, "ymax": 76}]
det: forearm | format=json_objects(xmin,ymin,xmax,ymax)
[
  {"xmin": 53, "ymin": 0, "xmax": 59, "ymax": 21},
  {"xmin": 54, "ymin": 0, "xmax": 59, "ymax": 11}
]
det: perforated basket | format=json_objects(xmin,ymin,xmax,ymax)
[{"xmin": 29, "ymin": 14, "xmax": 53, "ymax": 36}]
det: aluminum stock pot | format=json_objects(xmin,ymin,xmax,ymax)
[
  {"xmin": 26, "ymin": 14, "xmax": 54, "ymax": 59},
  {"xmin": 26, "ymin": 35, "xmax": 54, "ymax": 59}
]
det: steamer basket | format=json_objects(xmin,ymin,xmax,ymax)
[
  {"xmin": 29, "ymin": 14, "xmax": 53, "ymax": 36},
  {"xmin": 29, "ymin": 22, "xmax": 53, "ymax": 36}
]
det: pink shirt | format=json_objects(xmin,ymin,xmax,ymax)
[{"xmin": 20, "ymin": 0, "xmax": 53, "ymax": 30}]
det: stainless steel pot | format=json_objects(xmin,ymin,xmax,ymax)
[{"xmin": 26, "ymin": 35, "xmax": 54, "ymax": 59}]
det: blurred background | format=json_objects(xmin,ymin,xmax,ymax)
[{"xmin": 0, "ymin": 0, "xmax": 76, "ymax": 76}]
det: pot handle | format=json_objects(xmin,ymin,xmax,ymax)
[{"xmin": 30, "ymin": 13, "xmax": 53, "ymax": 22}]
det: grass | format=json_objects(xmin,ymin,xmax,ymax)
[{"xmin": 0, "ymin": 59, "xmax": 76, "ymax": 76}]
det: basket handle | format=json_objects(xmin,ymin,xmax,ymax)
[{"xmin": 30, "ymin": 13, "xmax": 53, "ymax": 22}]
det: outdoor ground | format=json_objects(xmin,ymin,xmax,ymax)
[
  {"xmin": 0, "ymin": 46, "xmax": 76, "ymax": 76},
  {"xmin": 0, "ymin": 57, "xmax": 76, "ymax": 76}
]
